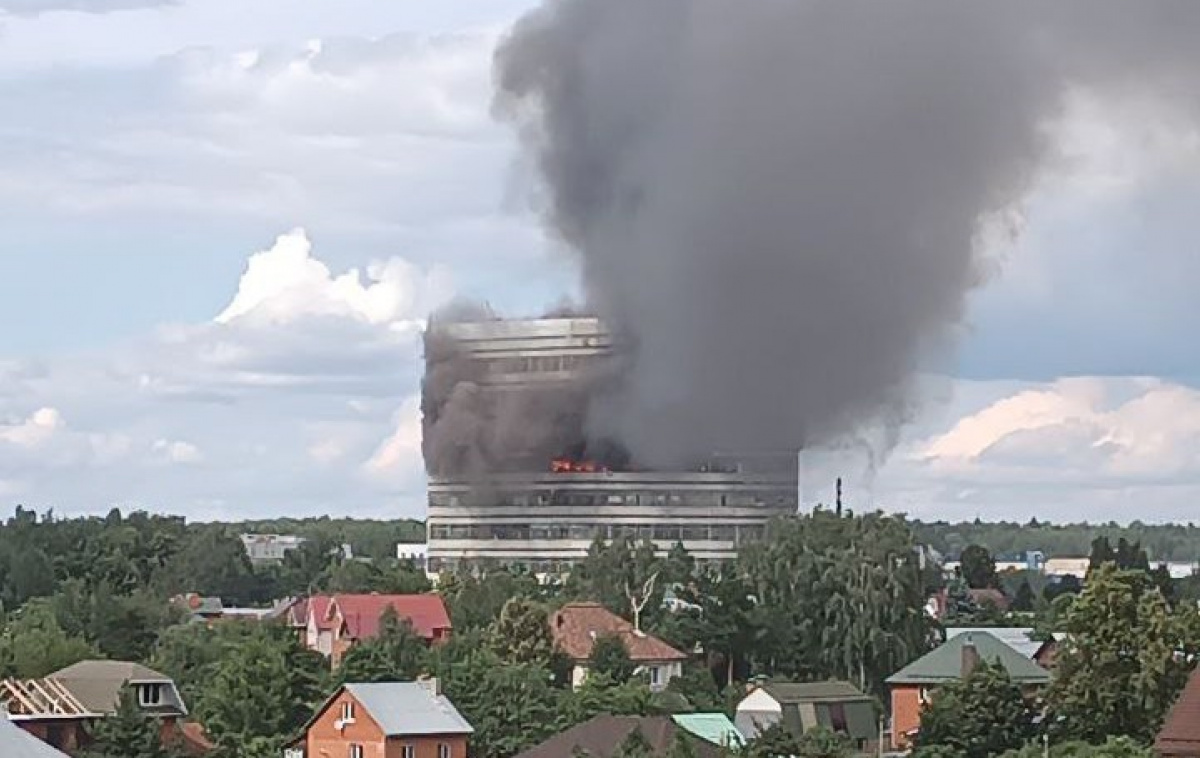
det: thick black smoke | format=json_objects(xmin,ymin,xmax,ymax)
[{"xmin": 492, "ymin": 0, "xmax": 1200, "ymax": 468}]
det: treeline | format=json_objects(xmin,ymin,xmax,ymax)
[
  {"xmin": 912, "ymin": 520, "xmax": 1200, "ymax": 561},
  {"xmin": 233, "ymin": 516, "xmax": 424, "ymax": 562}
]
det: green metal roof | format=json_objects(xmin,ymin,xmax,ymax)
[
  {"xmin": 761, "ymin": 681, "xmax": 873, "ymax": 704},
  {"xmin": 672, "ymin": 714, "xmax": 745, "ymax": 748},
  {"xmin": 886, "ymin": 631, "xmax": 1051, "ymax": 686}
]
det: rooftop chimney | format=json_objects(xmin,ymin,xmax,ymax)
[
  {"xmin": 418, "ymin": 676, "xmax": 441, "ymax": 697},
  {"xmin": 960, "ymin": 635, "xmax": 981, "ymax": 678}
]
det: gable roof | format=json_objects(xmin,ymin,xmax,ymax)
[
  {"xmin": 886, "ymin": 631, "xmax": 1051, "ymax": 686},
  {"xmin": 0, "ymin": 678, "xmax": 98, "ymax": 719},
  {"xmin": 550, "ymin": 603, "xmax": 687, "ymax": 663},
  {"xmin": 308, "ymin": 682, "xmax": 472, "ymax": 738},
  {"xmin": 49, "ymin": 661, "xmax": 182, "ymax": 715},
  {"xmin": 329, "ymin": 595, "xmax": 452, "ymax": 640},
  {"xmin": 945, "ymin": 627, "xmax": 1047, "ymax": 659},
  {"xmin": 514, "ymin": 716, "xmax": 723, "ymax": 758},
  {"xmin": 671, "ymin": 713, "xmax": 744, "ymax": 748},
  {"xmin": 1157, "ymin": 667, "xmax": 1200, "ymax": 756},
  {"xmin": 0, "ymin": 713, "xmax": 71, "ymax": 757},
  {"xmin": 760, "ymin": 681, "xmax": 872, "ymax": 704},
  {"xmin": 304, "ymin": 596, "xmax": 334, "ymax": 630}
]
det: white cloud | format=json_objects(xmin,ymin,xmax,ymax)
[
  {"xmin": 364, "ymin": 396, "xmax": 423, "ymax": 479},
  {"xmin": 0, "ymin": 407, "xmax": 64, "ymax": 447},
  {"xmin": 0, "ymin": 0, "xmax": 174, "ymax": 16},
  {"xmin": 152, "ymin": 438, "xmax": 202, "ymax": 464},
  {"xmin": 0, "ymin": 231, "xmax": 448, "ymax": 518},
  {"xmin": 216, "ymin": 228, "xmax": 452, "ymax": 329}
]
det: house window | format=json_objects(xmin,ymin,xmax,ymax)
[
  {"xmin": 403, "ymin": 744, "xmax": 416, "ymax": 758},
  {"xmin": 438, "ymin": 743, "xmax": 451, "ymax": 758},
  {"xmin": 349, "ymin": 745, "xmax": 364, "ymax": 758},
  {"xmin": 649, "ymin": 667, "xmax": 662, "ymax": 686},
  {"xmin": 918, "ymin": 687, "xmax": 932, "ymax": 705},
  {"xmin": 138, "ymin": 684, "xmax": 163, "ymax": 707},
  {"xmin": 340, "ymin": 701, "xmax": 355, "ymax": 723}
]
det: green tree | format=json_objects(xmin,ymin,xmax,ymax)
[
  {"xmin": 196, "ymin": 625, "xmax": 325, "ymax": 758},
  {"xmin": 81, "ymin": 688, "xmax": 185, "ymax": 758},
  {"xmin": 1013, "ymin": 580, "xmax": 1036, "ymax": 613},
  {"xmin": 336, "ymin": 609, "xmax": 429, "ymax": 685},
  {"xmin": 489, "ymin": 597, "xmax": 557, "ymax": 666},
  {"xmin": 0, "ymin": 599, "xmax": 96, "ymax": 677},
  {"xmin": 739, "ymin": 509, "xmax": 931, "ymax": 698},
  {"xmin": 590, "ymin": 633, "xmax": 635, "ymax": 684},
  {"xmin": 914, "ymin": 660, "xmax": 1034, "ymax": 758},
  {"xmin": 439, "ymin": 567, "xmax": 543, "ymax": 632},
  {"xmin": 960, "ymin": 544, "xmax": 999, "ymax": 589},
  {"xmin": 1046, "ymin": 563, "xmax": 1198, "ymax": 743},
  {"xmin": 428, "ymin": 648, "xmax": 562, "ymax": 758}
]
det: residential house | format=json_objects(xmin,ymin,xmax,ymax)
[
  {"xmin": 967, "ymin": 587, "xmax": 1011, "ymax": 612},
  {"xmin": 1156, "ymin": 667, "xmax": 1200, "ymax": 757},
  {"xmin": 290, "ymin": 679, "xmax": 472, "ymax": 758},
  {"xmin": 734, "ymin": 681, "xmax": 879, "ymax": 753},
  {"xmin": 886, "ymin": 631, "xmax": 1051, "ymax": 750},
  {"xmin": 302, "ymin": 594, "xmax": 453, "ymax": 667},
  {"xmin": 550, "ymin": 602, "xmax": 687, "ymax": 691},
  {"xmin": 945, "ymin": 627, "xmax": 1060, "ymax": 670},
  {"xmin": 48, "ymin": 660, "xmax": 212, "ymax": 754},
  {"xmin": 240, "ymin": 533, "xmax": 306, "ymax": 564},
  {"xmin": 513, "ymin": 716, "xmax": 723, "ymax": 758},
  {"xmin": 173, "ymin": 593, "xmax": 294, "ymax": 625},
  {"xmin": 671, "ymin": 714, "xmax": 744, "ymax": 750},
  {"xmin": 0, "ymin": 678, "xmax": 99, "ymax": 752},
  {"xmin": 0, "ymin": 709, "xmax": 72, "ymax": 758}
]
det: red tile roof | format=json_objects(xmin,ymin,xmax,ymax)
[
  {"xmin": 551, "ymin": 602, "xmax": 687, "ymax": 663},
  {"xmin": 328, "ymin": 594, "xmax": 452, "ymax": 641},
  {"xmin": 1157, "ymin": 667, "xmax": 1200, "ymax": 757}
]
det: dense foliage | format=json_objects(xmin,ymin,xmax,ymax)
[{"xmin": 0, "ymin": 505, "xmax": 1196, "ymax": 757}]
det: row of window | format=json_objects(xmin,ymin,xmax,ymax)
[
  {"xmin": 348, "ymin": 744, "xmax": 451, "ymax": 758},
  {"xmin": 481, "ymin": 353, "xmax": 597, "ymax": 375},
  {"xmin": 430, "ymin": 491, "xmax": 796, "ymax": 508},
  {"xmin": 427, "ymin": 522, "xmax": 765, "ymax": 543},
  {"xmin": 426, "ymin": 556, "xmax": 725, "ymax": 575}
]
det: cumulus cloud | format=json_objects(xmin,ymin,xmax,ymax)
[
  {"xmin": 216, "ymin": 228, "xmax": 452, "ymax": 329},
  {"xmin": 0, "ymin": 407, "xmax": 63, "ymax": 447},
  {"xmin": 364, "ymin": 396, "xmax": 423, "ymax": 479},
  {"xmin": 0, "ymin": 231, "xmax": 449, "ymax": 518}
]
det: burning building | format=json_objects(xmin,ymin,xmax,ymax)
[{"xmin": 423, "ymin": 315, "xmax": 798, "ymax": 574}]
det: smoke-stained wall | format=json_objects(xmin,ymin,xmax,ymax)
[{"xmin": 491, "ymin": 0, "xmax": 1200, "ymax": 470}]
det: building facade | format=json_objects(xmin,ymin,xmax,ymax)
[
  {"xmin": 424, "ymin": 317, "xmax": 799, "ymax": 574},
  {"xmin": 294, "ymin": 681, "xmax": 471, "ymax": 758}
]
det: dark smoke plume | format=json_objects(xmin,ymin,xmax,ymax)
[{"xmin": 492, "ymin": 0, "xmax": 1200, "ymax": 468}]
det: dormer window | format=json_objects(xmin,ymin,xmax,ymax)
[{"xmin": 137, "ymin": 683, "xmax": 163, "ymax": 707}]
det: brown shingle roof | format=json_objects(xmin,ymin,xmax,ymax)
[
  {"xmin": 550, "ymin": 603, "xmax": 687, "ymax": 663},
  {"xmin": 1157, "ymin": 667, "xmax": 1200, "ymax": 756},
  {"xmin": 514, "ymin": 716, "xmax": 722, "ymax": 758}
]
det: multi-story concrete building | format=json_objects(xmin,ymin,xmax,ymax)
[{"xmin": 424, "ymin": 317, "xmax": 798, "ymax": 574}]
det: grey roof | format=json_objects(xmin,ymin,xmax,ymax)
[
  {"xmin": 49, "ymin": 661, "xmax": 178, "ymax": 715},
  {"xmin": 887, "ymin": 631, "xmax": 1051, "ymax": 686},
  {"xmin": 945, "ymin": 627, "xmax": 1046, "ymax": 659},
  {"xmin": 345, "ymin": 683, "xmax": 473, "ymax": 737},
  {"xmin": 761, "ymin": 681, "xmax": 872, "ymax": 703},
  {"xmin": 0, "ymin": 713, "xmax": 71, "ymax": 757}
]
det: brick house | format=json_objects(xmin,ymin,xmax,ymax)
[
  {"xmin": 1157, "ymin": 667, "xmax": 1200, "ymax": 757},
  {"xmin": 288, "ymin": 680, "xmax": 472, "ymax": 758},
  {"xmin": 300, "ymin": 595, "xmax": 453, "ymax": 667},
  {"xmin": 550, "ymin": 602, "xmax": 687, "ymax": 691},
  {"xmin": 885, "ymin": 631, "xmax": 1050, "ymax": 750}
]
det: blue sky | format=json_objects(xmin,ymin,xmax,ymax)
[{"xmin": 1, "ymin": 0, "xmax": 1199, "ymax": 522}]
